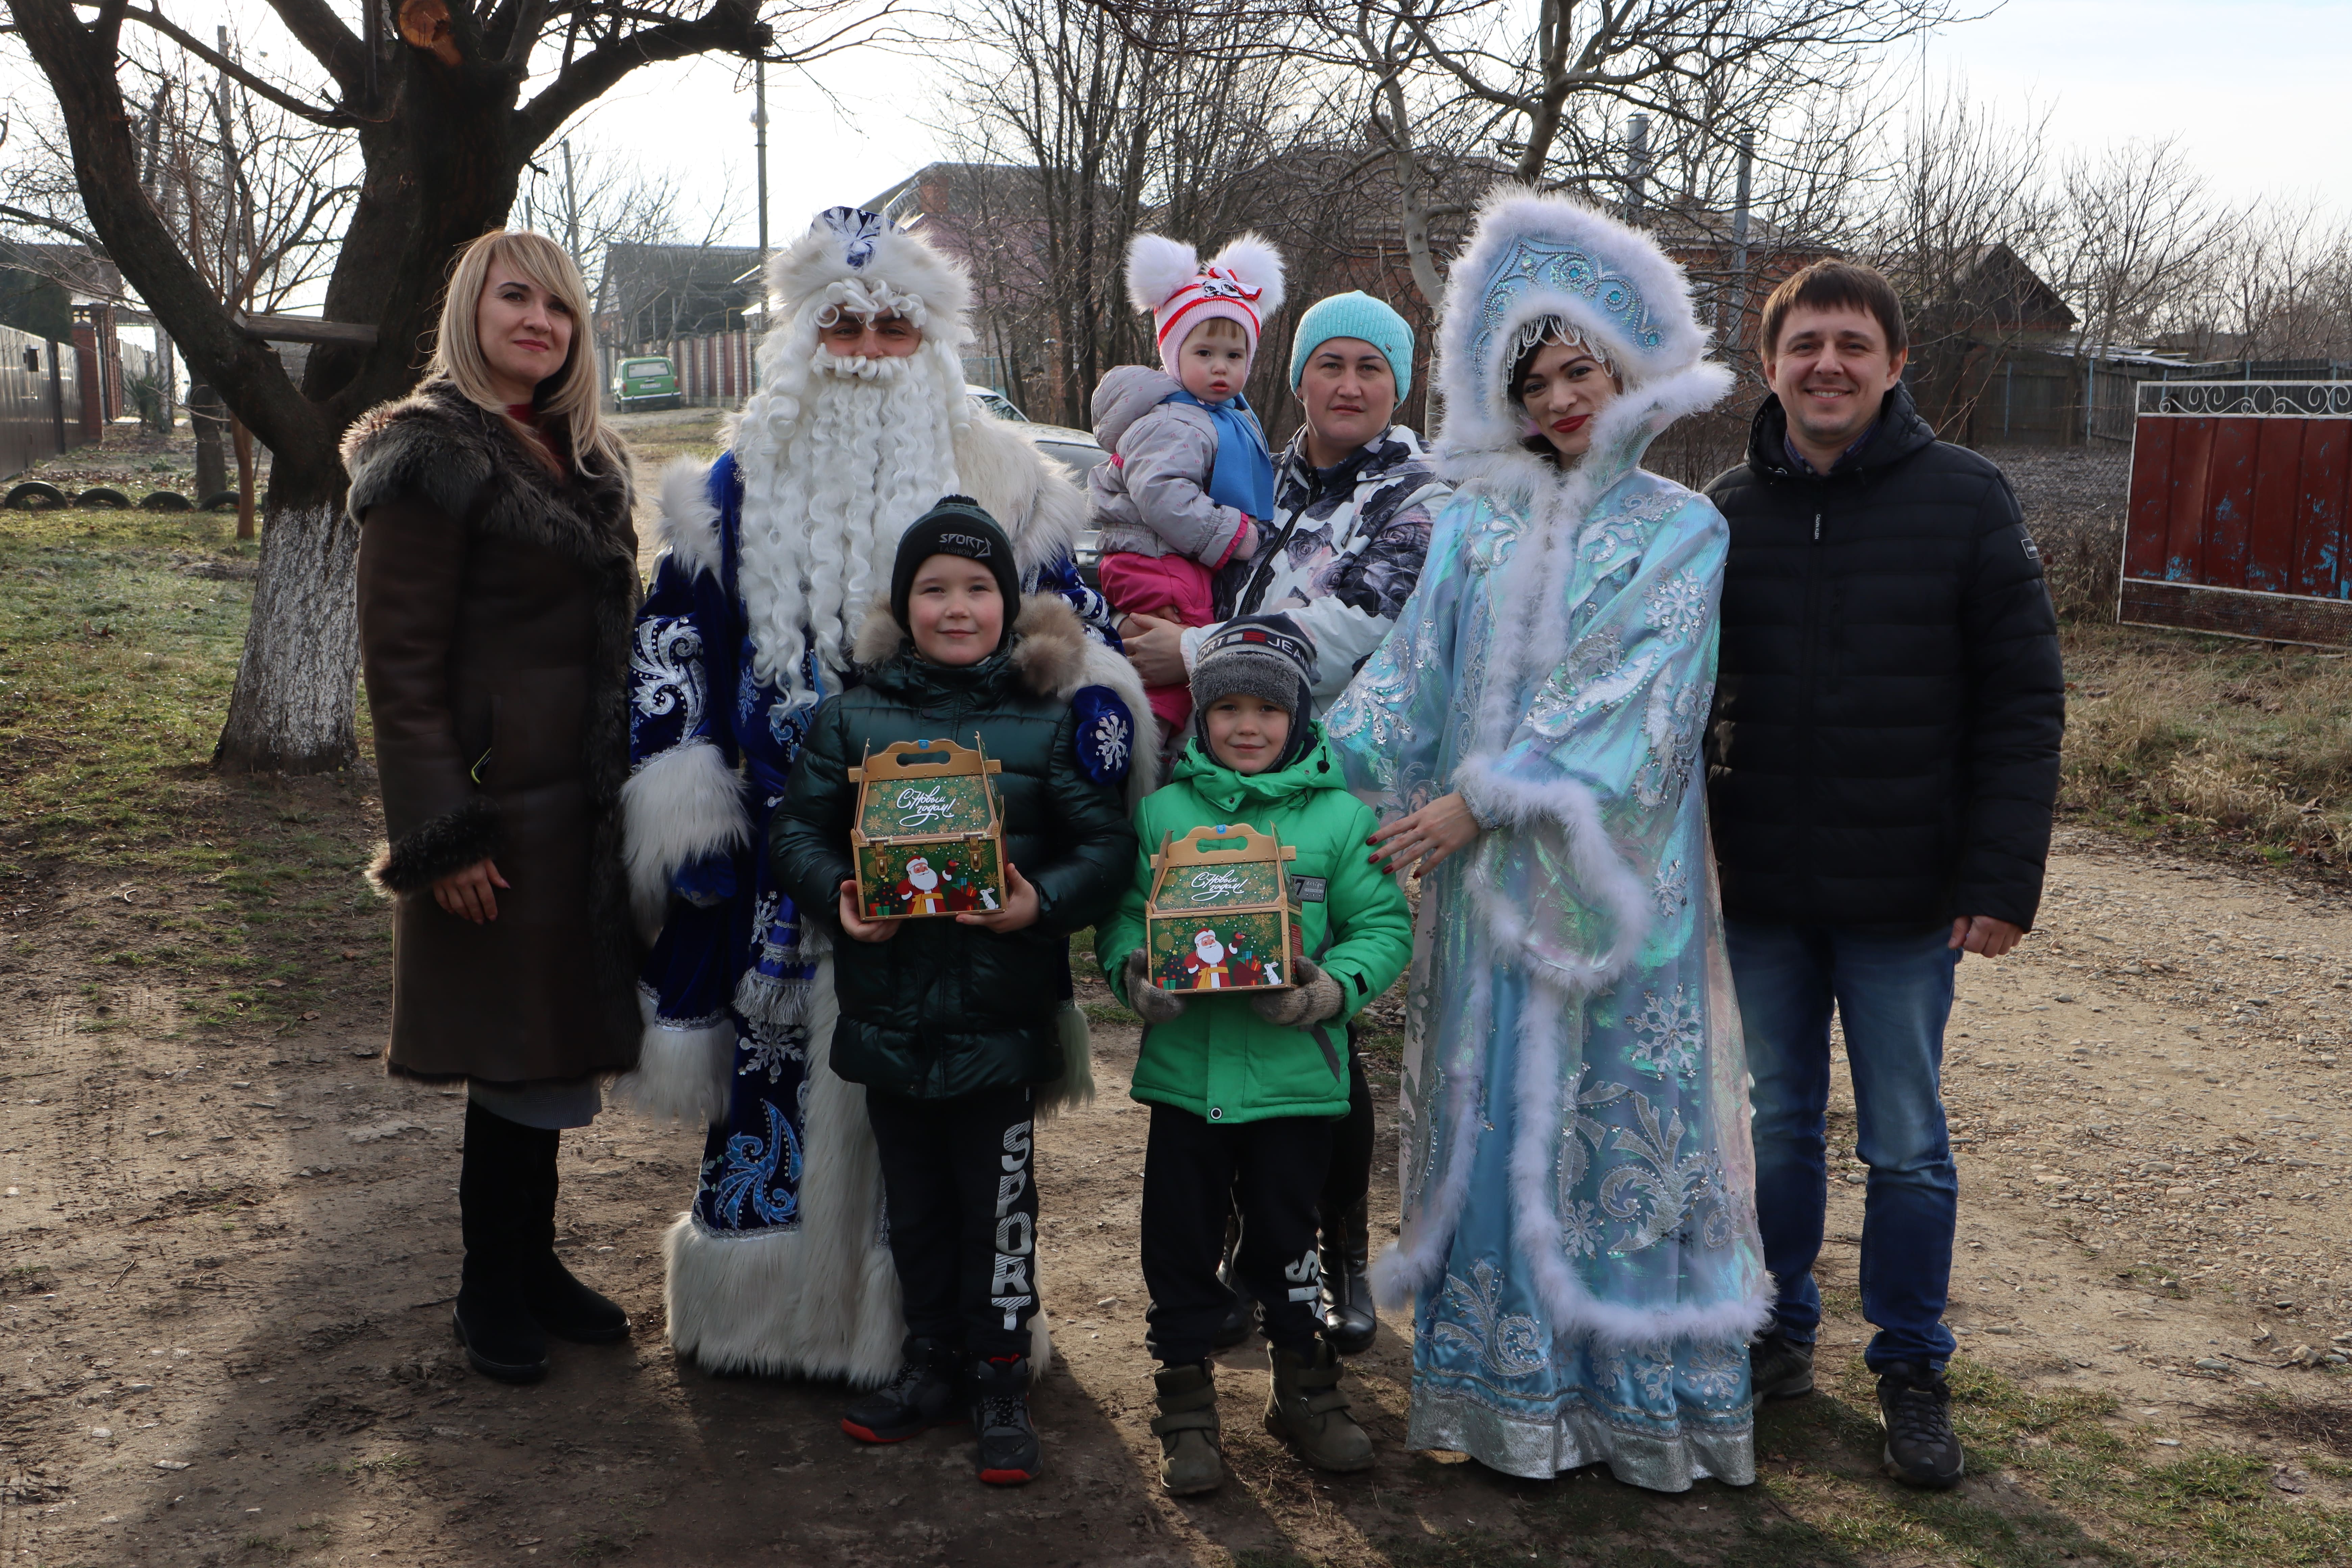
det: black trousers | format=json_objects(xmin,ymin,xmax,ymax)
[
  {"xmin": 865, "ymin": 1083, "xmax": 1039, "ymax": 1361},
  {"xmin": 1143, "ymin": 1102, "xmax": 1333, "ymax": 1367},
  {"xmin": 1319, "ymin": 1040, "xmax": 1374, "ymax": 1217}
]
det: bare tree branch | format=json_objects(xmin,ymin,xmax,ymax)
[{"xmin": 120, "ymin": 6, "xmax": 366, "ymax": 126}]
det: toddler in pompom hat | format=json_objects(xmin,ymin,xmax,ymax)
[{"xmin": 1089, "ymin": 233, "xmax": 1287, "ymax": 741}]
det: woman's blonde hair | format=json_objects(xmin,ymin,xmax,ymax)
[{"xmin": 427, "ymin": 229, "xmax": 623, "ymax": 477}]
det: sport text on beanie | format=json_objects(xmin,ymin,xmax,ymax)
[
  {"xmin": 888, "ymin": 495, "xmax": 1022, "ymax": 645},
  {"xmin": 1126, "ymin": 234, "xmax": 1289, "ymax": 382}
]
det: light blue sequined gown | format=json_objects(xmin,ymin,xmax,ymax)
[{"xmin": 1327, "ymin": 427, "xmax": 1769, "ymax": 1488}]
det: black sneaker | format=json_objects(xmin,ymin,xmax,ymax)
[
  {"xmin": 1749, "ymin": 1331, "xmax": 1815, "ymax": 1401},
  {"xmin": 1876, "ymin": 1360, "xmax": 1964, "ymax": 1489},
  {"xmin": 970, "ymin": 1354, "xmax": 1041, "ymax": 1485},
  {"xmin": 842, "ymin": 1338, "xmax": 962, "ymax": 1444}
]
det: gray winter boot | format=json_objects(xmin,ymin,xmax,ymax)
[
  {"xmin": 1149, "ymin": 1361, "xmax": 1224, "ymax": 1495},
  {"xmin": 1263, "ymin": 1340, "xmax": 1373, "ymax": 1472}
]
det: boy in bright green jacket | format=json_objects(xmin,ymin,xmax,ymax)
[{"xmin": 1095, "ymin": 615, "xmax": 1410, "ymax": 1497}]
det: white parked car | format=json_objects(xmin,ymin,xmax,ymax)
[
  {"xmin": 967, "ymin": 385, "xmax": 1027, "ymax": 422},
  {"xmin": 965, "ymin": 388, "xmax": 1111, "ymax": 581}
]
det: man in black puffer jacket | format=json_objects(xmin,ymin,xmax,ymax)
[
  {"xmin": 772, "ymin": 500, "xmax": 1136, "ymax": 1487},
  {"xmin": 1705, "ymin": 261, "xmax": 2063, "ymax": 1492}
]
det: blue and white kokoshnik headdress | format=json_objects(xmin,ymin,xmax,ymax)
[{"xmin": 1433, "ymin": 187, "xmax": 1727, "ymax": 466}]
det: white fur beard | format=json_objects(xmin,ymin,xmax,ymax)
[{"xmin": 733, "ymin": 348, "xmax": 964, "ymax": 704}]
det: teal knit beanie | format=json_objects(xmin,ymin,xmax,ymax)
[{"xmin": 1288, "ymin": 291, "xmax": 1414, "ymax": 400}]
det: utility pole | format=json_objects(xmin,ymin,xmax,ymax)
[
  {"xmin": 1728, "ymin": 133, "xmax": 1753, "ymax": 350},
  {"xmin": 561, "ymin": 138, "xmax": 582, "ymax": 260},
  {"xmin": 1625, "ymin": 114, "xmax": 1651, "ymax": 213},
  {"xmin": 753, "ymin": 61, "xmax": 771, "ymax": 258}
]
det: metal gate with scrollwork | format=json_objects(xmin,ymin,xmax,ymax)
[{"xmin": 2120, "ymin": 381, "xmax": 2352, "ymax": 647}]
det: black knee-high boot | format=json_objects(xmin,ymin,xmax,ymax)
[
  {"xmin": 455, "ymin": 1099, "xmax": 551, "ymax": 1383},
  {"xmin": 1318, "ymin": 1043, "xmax": 1377, "ymax": 1354},
  {"xmin": 517, "ymin": 1117, "xmax": 629, "ymax": 1345}
]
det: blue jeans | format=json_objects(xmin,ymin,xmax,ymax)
[{"xmin": 1725, "ymin": 919, "xmax": 1960, "ymax": 1373}]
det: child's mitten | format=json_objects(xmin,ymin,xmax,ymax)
[
  {"xmin": 1124, "ymin": 950, "xmax": 1187, "ymax": 1023},
  {"xmin": 1249, "ymin": 959, "xmax": 1343, "ymax": 1027}
]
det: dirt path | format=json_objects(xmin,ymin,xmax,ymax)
[{"xmin": 3, "ymin": 804, "xmax": 2349, "ymax": 1565}]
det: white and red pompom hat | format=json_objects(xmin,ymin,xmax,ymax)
[{"xmin": 1126, "ymin": 232, "xmax": 1287, "ymax": 380}]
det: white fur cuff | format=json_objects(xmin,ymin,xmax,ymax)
[
  {"xmin": 656, "ymin": 456, "xmax": 723, "ymax": 579},
  {"xmin": 622, "ymin": 740, "xmax": 751, "ymax": 941},
  {"xmin": 611, "ymin": 997, "xmax": 735, "ymax": 1125}
]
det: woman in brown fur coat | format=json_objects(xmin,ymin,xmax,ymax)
[{"xmin": 346, "ymin": 230, "xmax": 642, "ymax": 1383}]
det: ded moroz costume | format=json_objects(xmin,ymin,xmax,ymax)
[
  {"xmin": 616, "ymin": 207, "xmax": 1151, "ymax": 1384},
  {"xmin": 1324, "ymin": 189, "xmax": 1771, "ymax": 1488}
]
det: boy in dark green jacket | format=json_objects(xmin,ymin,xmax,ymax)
[
  {"xmin": 772, "ymin": 499, "xmax": 1136, "ymax": 1487},
  {"xmin": 1095, "ymin": 616, "xmax": 1411, "ymax": 1495}
]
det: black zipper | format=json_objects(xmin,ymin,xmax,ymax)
[{"xmin": 1798, "ymin": 484, "xmax": 1826, "ymax": 878}]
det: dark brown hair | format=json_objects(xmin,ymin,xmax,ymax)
[{"xmin": 1760, "ymin": 260, "xmax": 1907, "ymax": 360}]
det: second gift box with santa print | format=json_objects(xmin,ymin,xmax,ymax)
[
  {"xmin": 1143, "ymin": 822, "xmax": 1301, "ymax": 993},
  {"xmin": 850, "ymin": 737, "xmax": 1006, "ymax": 920}
]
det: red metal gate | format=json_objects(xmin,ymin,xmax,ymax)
[{"xmin": 2121, "ymin": 382, "xmax": 2352, "ymax": 646}]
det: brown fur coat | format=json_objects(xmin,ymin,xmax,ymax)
[{"xmin": 345, "ymin": 381, "xmax": 643, "ymax": 1083}]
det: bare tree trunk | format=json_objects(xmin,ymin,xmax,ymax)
[
  {"xmin": 229, "ymin": 416, "xmax": 257, "ymax": 541},
  {"xmin": 10, "ymin": 0, "xmax": 776, "ymax": 777},
  {"xmin": 188, "ymin": 383, "xmax": 229, "ymax": 498},
  {"xmin": 213, "ymin": 464, "xmax": 358, "ymax": 773},
  {"xmin": 1373, "ymin": 87, "xmax": 1446, "ymax": 309}
]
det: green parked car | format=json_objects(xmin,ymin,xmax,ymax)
[{"xmin": 612, "ymin": 355, "xmax": 680, "ymax": 411}]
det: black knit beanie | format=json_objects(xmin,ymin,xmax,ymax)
[
  {"xmin": 889, "ymin": 495, "xmax": 1022, "ymax": 645},
  {"xmin": 1190, "ymin": 613, "xmax": 1319, "ymax": 772}
]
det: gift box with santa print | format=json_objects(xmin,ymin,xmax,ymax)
[
  {"xmin": 850, "ymin": 737, "xmax": 1006, "ymax": 920},
  {"xmin": 1142, "ymin": 822, "xmax": 1301, "ymax": 993}
]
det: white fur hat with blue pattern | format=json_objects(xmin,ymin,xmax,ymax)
[{"xmin": 1433, "ymin": 187, "xmax": 1730, "ymax": 470}]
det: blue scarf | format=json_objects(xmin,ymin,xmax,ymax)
[{"xmin": 1166, "ymin": 389, "xmax": 1273, "ymax": 521}]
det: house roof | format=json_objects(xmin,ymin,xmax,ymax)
[
  {"xmin": 597, "ymin": 243, "xmax": 765, "ymax": 335},
  {"xmin": 0, "ymin": 242, "xmax": 126, "ymax": 303},
  {"xmin": 866, "ymin": 163, "xmax": 1055, "ymax": 228}
]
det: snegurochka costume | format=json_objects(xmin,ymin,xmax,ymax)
[
  {"xmin": 1325, "ymin": 190, "xmax": 1770, "ymax": 1488},
  {"xmin": 616, "ymin": 208, "xmax": 1150, "ymax": 1384}
]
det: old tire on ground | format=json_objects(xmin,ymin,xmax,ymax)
[
  {"xmin": 77, "ymin": 487, "xmax": 132, "ymax": 508},
  {"xmin": 139, "ymin": 490, "xmax": 194, "ymax": 512},
  {"xmin": 4, "ymin": 481, "xmax": 68, "ymax": 510},
  {"xmin": 200, "ymin": 490, "xmax": 242, "ymax": 512}
]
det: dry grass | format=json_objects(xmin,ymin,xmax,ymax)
[{"xmin": 2060, "ymin": 623, "xmax": 2352, "ymax": 868}]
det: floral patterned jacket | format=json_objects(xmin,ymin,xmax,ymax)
[{"xmin": 1200, "ymin": 424, "xmax": 1452, "ymax": 712}]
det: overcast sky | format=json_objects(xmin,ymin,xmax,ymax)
[
  {"xmin": 5, "ymin": 0, "xmax": 2347, "ymax": 261},
  {"xmin": 606, "ymin": 0, "xmax": 2352, "ymax": 251}
]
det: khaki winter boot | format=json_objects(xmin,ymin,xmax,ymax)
[
  {"xmin": 1264, "ymin": 1340, "xmax": 1374, "ymax": 1472},
  {"xmin": 1149, "ymin": 1362, "xmax": 1224, "ymax": 1495}
]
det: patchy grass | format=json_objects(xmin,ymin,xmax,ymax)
[
  {"xmin": 2059, "ymin": 622, "xmax": 2352, "ymax": 873},
  {"xmin": 0, "ymin": 504, "xmax": 391, "ymax": 1035},
  {"xmin": 0, "ymin": 505, "xmax": 256, "ymax": 860},
  {"xmin": 609, "ymin": 406, "xmax": 727, "ymax": 484}
]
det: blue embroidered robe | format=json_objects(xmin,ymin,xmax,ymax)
[{"xmin": 627, "ymin": 452, "xmax": 1126, "ymax": 1258}]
